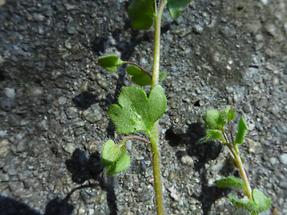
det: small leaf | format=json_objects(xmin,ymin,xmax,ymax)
[
  {"xmin": 204, "ymin": 109, "xmax": 220, "ymax": 129},
  {"xmin": 108, "ymin": 85, "xmax": 167, "ymax": 134},
  {"xmin": 228, "ymin": 195, "xmax": 257, "ymax": 213},
  {"xmin": 128, "ymin": 0, "xmax": 154, "ymax": 30},
  {"xmin": 159, "ymin": 71, "xmax": 168, "ymax": 82},
  {"xmin": 98, "ymin": 54, "xmax": 123, "ymax": 73},
  {"xmin": 252, "ymin": 189, "xmax": 272, "ymax": 212},
  {"xmin": 101, "ymin": 140, "xmax": 131, "ymax": 175},
  {"xmin": 126, "ymin": 65, "xmax": 152, "ymax": 86},
  {"xmin": 112, "ymin": 151, "xmax": 131, "ymax": 174},
  {"xmin": 215, "ymin": 176, "xmax": 244, "ymax": 190},
  {"xmin": 167, "ymin": 0, "xmax": 192, "ymax": 19},
  {"xmin": 226, "ymin": 106, "xmax": 237, "ymax": 122},
  {"xmin": 101, "ymin": 140, "xmax": 122, "ymax": 166},
  {"xmin": 235, "ymin": 117, "xmax": 248, "ymax": 145},
  {"xmin": 205, "ymin": 129, "xmax": 225, "ymax": 143}
]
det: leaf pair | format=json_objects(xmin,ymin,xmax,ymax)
[
  {"xmin": 101, "ymin": 140, "xmax": 131, "ymax": 175},
  {"xmin": 128, "ymin": 0, "xmax": 192, "ymax": 30},
  {"xmin": 204, "ymin": 107, "xmax": 248, "ymax": 145},
  {"xmin": 229, "ymin": 189, "xmax": 272, "ymax": 215},
  {"xmin": 108, "ymin": 85, "xmax": 167, "ymax": 135}
]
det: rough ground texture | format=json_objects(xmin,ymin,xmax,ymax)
[{"xmin": 0, "ymin": 0, "xmax": 286, "ymax": 214}]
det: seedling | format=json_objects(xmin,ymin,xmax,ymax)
[
  {"xmin": 203, "ymin": 107, "xmax": 272, "ymax": 215},
  {"xmin": 97, "ymin": 1, "xmax": 191, "ymax": 214}
]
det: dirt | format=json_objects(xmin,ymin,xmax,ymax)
[{"xmin": 0, "ymin": 0, "xmax": 286, "ymax": 214}]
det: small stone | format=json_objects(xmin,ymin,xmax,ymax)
[
  {"xmin": 193, "ymin": 24, "xmax": 204, "ymax": 34},
  {"xmin": 67, "ymin": 25, "xmax": 77, "ymax": 34},
  {"xmin": 279, "ymin": 153, "xmax": 287, "ymax": 165},
  {"xmin": 64, "ymin": 3, "xmax": 76, "ymax": 10},
  {"xmin": 63, "ymin": 143, "xmax": 76, "ymax": 154},
  {"xmin": 0, "ymin": 97, "xmax": 15, "ymax": 111},
  {"xmin": 0, "ymin": 139, "xmax": 10, "ymax": 157},
  {"xmin": 168, "ymin": 186, "xmax": 180, "ymax": 201},
  {"xmin": 0, "ymin": 130, "xmax": 7, "ymax": 138},
  {"xmin": 58, "ymin": 96, "xmax": 67, "ymax": 105},
  {"xmin": 65, "ymin": 40, "xmax": 72, "ymax": 49},
  {"xmin": 83, "ymin": 104, "xmax": 103, "ymax": 123},
  {"xmin": 0, "ymin": 0, "xmax": 6, "ymax": 6},
  {"xmin": 33, "ymin": 13, "xmax": 45, "ymax": 22},
  {"xmin": 4, "ymin": 88, "xmax": 16, "ymax": 99},
  {"xmin": 180, "ymin": 155, "xmax": 194, "ymax": 167},
  {"xmin": 270, "ymin": 157, "xmax": 278, "ymax": 165}
]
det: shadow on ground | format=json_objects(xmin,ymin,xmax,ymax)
[{"xmin": 166, "ymin": 122, "xmax": 231, "ymax": 215}]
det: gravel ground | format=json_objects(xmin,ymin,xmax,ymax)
[{"xmin": 0, "ymin": 0, "xmax": 286, "ymax": 214}]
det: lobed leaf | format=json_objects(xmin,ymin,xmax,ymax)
[
  {"xmin": 215, "ymin": 176, "xmax": 244, "ymax": 190},
  {"xmin": 101, "ymin": 140, "xmax": 131, "ymax": 175},
  {"xmin": 235, "ymin": 117, "xmax": 248, "ymax": 145},
  {"xmin": 204, "ymin": 109, "xmax": 220, "ymax": 129},
  {"xmin": 108, "ymin": 85, "xmax": 167, "ymax": 135},
  {"xmin": 228, "ymin": 195, "xmax": 257, "ymax": 213},
  {"xmin": 167, "ymin": 0, "xmax": 192, "ymax": 19},
  {"xmin": 226, "ymin": 106, "xmax": 237, "ymax": 122},
  {"xmin": 252, "ymin": 189, "xmax": 272, "ymax": 213},
  {"xmin": 128, "ymin": 0, "xmax": 154, "ymax": 30},
  {"xmin": 126, "ymin": 65, "xmax": 152, "ymax": 86},
  {"xmin": 205, "ymin": 129, "xmax": 225, "ymax": 143},
  {"xmin": 98, "ymin": 54, "xmax": 123, "ymax": 73}
]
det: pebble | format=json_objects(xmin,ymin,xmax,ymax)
[
  {"xmin": 180, "ymin": 155, "xmax": 194, "ymax": 167},
  {"xmin": 279, "ymin": 153, "xmax": 287, "ymax": 165},
  {"xmin": 0, "ymin": 0, "xmax": 5, "ymax": 6},
  {"xmin": 83, "ymin": 104, "xmax": 103, "ymax": 123},
  {"xmin": 0, "ymin": 97, "xmax": 15, "ymax": 111},
  {"xmin": 0, "ymin": 139, "xmax": 10, "ymax": 157},
  {"xmin": 63, "ymin": 143, "xmax": 76, "ymax": 154},
  {"xmin": 270, "ymin": 157, "xmax": 278, "ymax": 165},
  {"xmin": 4, "ymin": 88, "xmax": 16, "ymax": 99},
  {"xmin": 168, "ymin": 186, "xmax": 180, "ymax": 201}
]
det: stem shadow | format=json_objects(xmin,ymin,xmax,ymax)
[{"xmin": 165, "ymin": 122, "xmax": 231, "ymax": 215}]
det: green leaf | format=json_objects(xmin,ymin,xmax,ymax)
[
  {"xmin": 235, "ymin": 117, "xmax": 248, "ymax": 145},
  {"xmin": 112, "ymin": 151, "xmax": 131, "ymax": 174},
  {"xmin": 228, "ymin": 195, "xmax": 257, "ymax": 213},
  {"xmin": 167, "ymin": 0, "xmax": 192, "ymax": 19},
  {"xmin": 101, "ymin": 140, "xmax": 122, "ymax": 166},
  {"xmin": 98, "ymin": 54, "xmax": 123, "ymax": 73},
  {"xmin": 128, "ymin": 0, "xmax": 154, "ymax": 30},
  {"xmin": 108, "ymin": 85, "xmax": 167, "ymax": 134},
  {"xmin": 159, "ymin": 71, "xmax": 168, "ymax": 82},
  {"xmin": 205, "ymin": 129, "xmax": 225, "ymax": 143},
  {"xmin": 215, "ymin": 176, "xmax": 244, "ymax": 190},
  {"xmin": 252, "ymin": 189, "xmax": 272, "ymax": 213},
  {"xmin": 226, "ymin": 106, "xmax": 237, "ymax": 122},
  {"xmin": 204, "ymin": 109, "xmax": 220, "ymax": 129},
  {"xmin": 126, "ymin": 65, "xmax": 152, "ymax": 86},
  {"xmin": 101, "ymin": 140, "xmax": 131, "ymax": 175}
]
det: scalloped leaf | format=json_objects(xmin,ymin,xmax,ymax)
[{"xmin": 108, "ymin": 85, "xmax": 167, "ymax": 135}]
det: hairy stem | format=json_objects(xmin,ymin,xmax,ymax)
[
  {"xmin": 150, "ymin": 1, "xmax": 167, "ymax": 215},
  {"xmin": 233, "ymin": 145, "xmax": 253, "ymax": 200},
  {"xmin": 152, "ymin": 0, "xmax": 167, "ymax": 86}
]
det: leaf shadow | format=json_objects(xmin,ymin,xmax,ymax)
[
  {"xmin": 65, "ymin": 148, "xmax": 117, "ymax": 215},
  {"xmin": 165, "ymin": 122, "xmax": 231, "ymax": 215}
]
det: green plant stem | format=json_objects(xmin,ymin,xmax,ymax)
[
  {"xmin": 149, "ymin": 1, "xmax": 167, "ymax": 215},
  {"xmin": 233, "ymin": 145, "xmax": 253, "ymax": 201},
  {"xmin": 150, "ymin": 127, "xmax": 164, "ymax": 215},
  {"xmin": 152, "ymin": 0, "xmax": 167, "ymax": 86}
]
